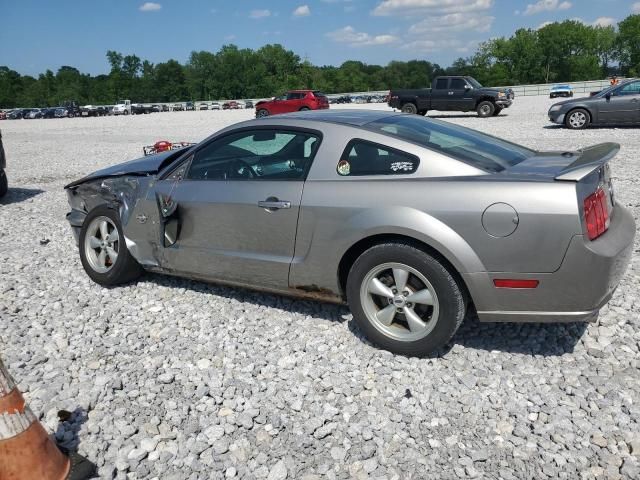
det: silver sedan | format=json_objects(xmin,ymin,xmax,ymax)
[{"xmin": 65, "ymin": 110, "xmax": 635, "ymax": 356}]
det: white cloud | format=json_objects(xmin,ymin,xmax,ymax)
[
  {"xmin": 326, "ymin": 26, "xmax": 399, "ymax": 46},
  {"xmin": 293, "ymin": 5, "xmax": 311, "ymax": 17},
  {"xmin": 409, "ymin": 13, "xmax": 494, "ymax": 33},
  {"xmin": 139, "ymin": 2, "xmax": 161, "ymax": 12},
  {"xmin": 401, "ymin": 38, "xmax": 476, "ymax": 53},
  {"xmin": 373, "ymin": 0, "xmax": 493, "ymax": 17},
  {"xmin": 537, "ymin": 21, "xmax": 553, "ymax": 29},
  {"xmin": 572, "ymin": 17, "xmax": 617, "ymax": 28},
  {"xmin": 632, "ymin": 2, "xmax": 640, "ymax": 13},
  {"xmin": 592, "ymin": 16, "xmax": 616, "ymax": 27},
  {"xmin": 523, "ymin": 0, "xmax": 571, "ymax": 16},
  {"xmin": 249, "ymin": 9, "xmax": 271, "ymax": 19}
]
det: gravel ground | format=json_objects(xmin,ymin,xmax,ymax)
[{"xmin": 1, "ymin": 97, "xmax": 639, "ymax": 480}]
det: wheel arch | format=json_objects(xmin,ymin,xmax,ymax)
[
  {"xmin": 475, "ymin": 96, "xmax": 496, "ymax": 107},
  {"xmin": 337, "ymin": 232, "xmax": 475, "ymax": 304}
]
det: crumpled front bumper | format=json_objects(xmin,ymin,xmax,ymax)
[{"xmin": 495, "ymin": 99, "xmax": 513, "ymax": 108}]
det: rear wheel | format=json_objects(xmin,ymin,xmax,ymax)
[
  {"xmin": 401, "ymin": 103, "xmax": 418, "ymax": 114},
  {"xmin": 79, "ymin": 206, "xmax": 142, "ymax": 286},
  {"xmin": 565, "ymin": 108, "xmax": 590, "ymax": 129},
  {"xmin": 346, "ymin": 242, "xmax": 466, "ymax": 357},
  {"xmin": 476, "ymin": 101, "xmax": 495, "ymax": 118},
  {"xmin": 256, "ymin": 109, "xmax": 269, "ymax": 118}
]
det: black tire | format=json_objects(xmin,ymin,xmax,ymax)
[
  {"xmin": 401, "ymin": 103, "xmax": 418, "ymax": 114},
  {"xmin": 299, "ymin": 107, "xmax": 310, "ymax": 111},
  {"xmin": 0, "ymin": 170, "xmax": 7, "ymax": 199},
  {"xmin": 565, "ymin": 108, "xmax": 590, "ymax": 130},
  {"xmin": 493, "ymin": 107, "xmax": 502, "ymax": 116},
  {"xmin": 476, "ymin": 101, "xmax": 495, "ymax": 118},
  {"xmin": 346, "ymin": 242, "xmax": 466, "ymax": 357},
  {"xmin": 124, "ymin": 110, "xmax": 129, "ymax": 116},
  {"xmin": 418, "ymin": 110, "xmax": 428, "ymax": 116},
  {"xmin": 79, "ymin": 205, "xmax": 142, "ymax": 286},
  {"xmin": 256, "ymin": 109, "xmax": 269, "ymax": 118},
  {"xmin": 68, "ymin": 112, "xmax": 75, "ymax": 118}
]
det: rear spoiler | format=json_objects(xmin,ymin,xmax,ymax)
[{"xmin": 554, "ymin": 142, "xmax": 619, "ymax": 182}]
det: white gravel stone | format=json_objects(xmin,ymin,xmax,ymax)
[{"xmin": 0, "ymin": 99, "xmax": 638, "ymax": 479}]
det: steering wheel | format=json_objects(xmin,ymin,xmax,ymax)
[{"xmin": 229, "ymin": 159, "xmax": 257, "ymax": 179}]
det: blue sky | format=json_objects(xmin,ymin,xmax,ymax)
[{"xmin": 2, "ymin": 0, "xmax": 640, "ymax": 76}]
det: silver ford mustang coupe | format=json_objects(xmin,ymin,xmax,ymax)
[{"xmin": 65, "ymin": 110, "xmax": 635, "ymax": 356}]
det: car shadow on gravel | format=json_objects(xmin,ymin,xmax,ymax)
[
  {"xmin": 448, "ymin": 311, "xmax": 588, "ymax": 356},
  {"xmin": 145, "ymin": 273, "xmax": 350, "ymax": 323},
  {"xmin": 146, "ymin": 273, "xmax": 588, "ymax": 357},
  {"xmin": 426, "ymin": 114, "xmax": 508, "ymax": 119},
  {"xmin": 0, "ymin": 187, "xmax": 44, "ymax": 205}
]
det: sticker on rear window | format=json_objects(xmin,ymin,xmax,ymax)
[{"xmin": 390, "ymin": 161, "xmax": 414, "ymax": 172}]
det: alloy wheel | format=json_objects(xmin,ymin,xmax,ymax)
[
  {"xmin": 84, "ymin": 216, "xmax": 119, "ymax": 274},
  {"xmin": 360, "ymin": 262, "xmax": 439, "ymax": 342},
  {"xmin": 569, "ymin": 111, "xmax": 587, "ymax": 128}
]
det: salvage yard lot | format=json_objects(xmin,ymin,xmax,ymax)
[{"xmin": 1, "ymin": 97, "xmax": 639, "ymax": 479}]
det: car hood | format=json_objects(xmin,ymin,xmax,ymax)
[
  {"xmin": 65, "ymin": 148, "xmax": 191, "ymax": 188},
  {"xmin": 550, "ymin": 96, "xmax": 598, "ymax": 108}
]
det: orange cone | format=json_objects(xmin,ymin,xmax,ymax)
[{"xmin": 0, "ymin": 357, "xmax": 94, "ymax": 480}]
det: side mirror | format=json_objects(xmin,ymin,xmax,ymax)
[
  {"xmin": 464, "ymin": 85, "xmax": 472, "ymax": 91},
  {"xmin": 163, "ymin": 217, "xmax": 180, "ymax": 247}
]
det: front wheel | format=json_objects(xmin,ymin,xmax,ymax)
[
  {"xmin": 476, "ymin": 101, "xmax": 495, "ymax": 118},
  {"xmin": 401, "ymin": 103, "xmax": 418, "ymax": 114},
  {"xmin": 565, "ymin": 109, "xmax": 590, "ymax": 129},
  {"xmin": 299, "ymin": 107, "xmax": 310, "ymax": 111},
  {"xmin": 256, "ymin": 109, "xmax": 269, "ymax": 118},
  {"xmin": 0, "ymin": 170, "xmax": 7, "ymax": 198},
  {"xmin": 79, "ymin": 206, "xmax": 142, "ymax": 286},
  {"xmin": 346, "ymin": 242, "xmax": 466, "ymax": 357}
]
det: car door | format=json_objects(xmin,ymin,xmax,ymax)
[
  {"xmin": 448, "ymin": 78, "xmax": 474, "ymax": 111},
  {"xmin": 286, "ymin": 92, "xmax": 304, "ymax": 112},
  {"xmin": 430, "ymin": 78, "xmax": 450, "ymax": 111},
  {"xmin": 153, "ymin": 128, "xmax": 321, "ymax": 289},
  {"xmin": 598, "ymin": 81, "xmax": 640, "ymax": 124}
]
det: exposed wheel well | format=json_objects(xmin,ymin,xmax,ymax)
[{"xmin": 337, "ymin": 233, "xmax": 471, "ymax": 304}]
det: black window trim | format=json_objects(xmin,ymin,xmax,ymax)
[
  {"xmin": 337, "ymin": 138, "xmax": 421, "ymax": 177},
  {"xmin": 160, "ymin": 126, "xmax": 324, "ymax": 182}
]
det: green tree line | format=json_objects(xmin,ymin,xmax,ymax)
[{"xmin": 1, "ymin": 14, "xmax": 639, "ymax": 108}]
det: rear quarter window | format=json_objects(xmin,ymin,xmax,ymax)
[{"xmin": 336, "ymin": 139, "xmax": 419, "ymax": 177}]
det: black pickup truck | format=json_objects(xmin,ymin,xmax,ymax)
[{"xmin": 388, "ymin": 76, "xmax": 513, "ymax": 117}]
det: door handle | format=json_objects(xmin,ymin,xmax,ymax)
[{"xmin": 258, "ymin": 200, "xmax": 291, "ymax": 210}]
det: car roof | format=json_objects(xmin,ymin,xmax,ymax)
[{"xmin": 272, "ymin": 109, "xmax": 402, "ymax": 127}]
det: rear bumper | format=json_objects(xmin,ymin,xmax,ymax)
[{"xmin": 464, "ymin": 204, "xmax": 635, "ymax": 323}]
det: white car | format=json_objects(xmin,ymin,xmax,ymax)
[
  {"xmin": 112, "ymin": 100, "xmax": 132, "ymax": 115},
  {"xmin": 210, "ymin": 103, "xmax": 221, "ymax": 110}
]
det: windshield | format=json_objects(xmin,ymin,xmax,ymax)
[
  {"xmin": 366, "ymin": 115, "xmax": 532, "ymax": 172},
  {"xmin": 467, "ymin": 78, "xmax": 483, "ymax": 88}
]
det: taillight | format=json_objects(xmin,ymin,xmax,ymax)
[{"xmin": 584, "ymin": 188, "xmax": 609, "ymax": 240}]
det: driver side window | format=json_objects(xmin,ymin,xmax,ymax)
[{"xmin": 186, "ymin": 129, "xmax": 321, "ymax": 181}]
